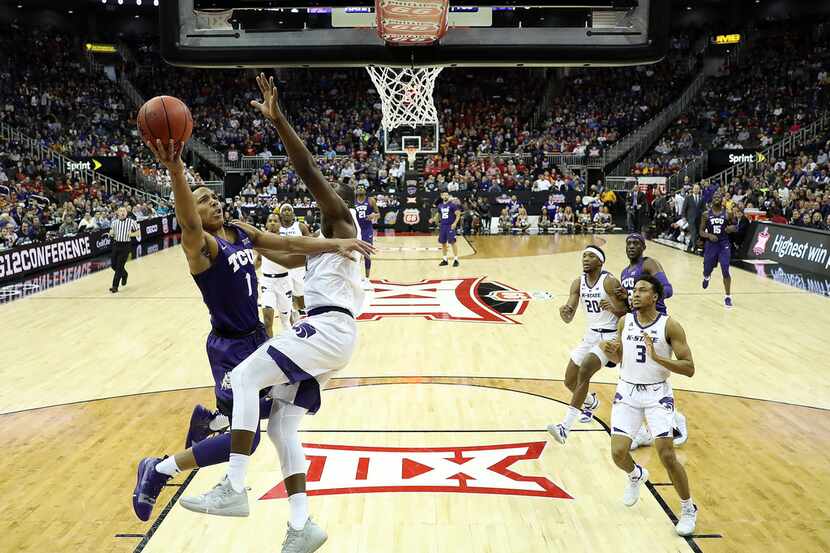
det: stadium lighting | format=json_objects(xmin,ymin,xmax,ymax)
[
  {"xmin": 68, "ymin": 10, "xmax": 74, "ymax": 14},
  {"xmin": 291, "ymin": 8, "xmax": 298, "ymax": 12},
  {"xmin": 154, "ymin": 0, "xmax": 159, "ymax": 5},
  {"xmin": 136, "ymin": 0, "xmax": 142, "ymax": 5},
  {"xmin": 118, "ymin": 0, "xmax": 123, "ymax": 4}
]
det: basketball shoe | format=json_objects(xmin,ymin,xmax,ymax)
[
  {"xmin": 623, "ymin": 465, "xmax": 649, "ymax": 506},
  {"xmin": 675, "ymin": 503, "xmax": 698, "ymax": 536},
  {"xmin": 281, "ymin": 518, "xmax": 328, "ymax": 553},
  {"xmin": 179, "ymin": 476, "xmax": 249, "ymax": 517},
  {"xmin": 546, "ymin": 423, "xmax": 568, "ymax": 445},
  {"xmin": 132, "ymin": 457, "xmax": 171, "ymax": 521},
  {"xmin": 185, "ymin": 404, "xmax": 216, "ymax": 448},
  {"xmin": 579, "ymin": 392, "xmax": 600, "ymax": 423},
  {"xmin": 629, "ymin": 425, "xmax": 654, "ymax": 450}
]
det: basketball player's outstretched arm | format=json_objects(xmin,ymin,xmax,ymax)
[
  {"xmin": 230, "ymin": 220, "xmax": 373, "ymax": 260},
  {"xmin": 559, "ymin": 278, "xmax": 580, "ymax": 323},
  {"xmin": 146, "ymin": 139, "xmax": 212, "ymax": 274},
  {"xmin": 250, "ymin": 73, "xmax": 354, "ymax": 238},
  {"xmin": 643, "ymin": 318, "xmax": 695, "ymax": 377}
]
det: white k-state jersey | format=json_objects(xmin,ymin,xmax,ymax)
[
  {"xmin": 304, "ymin": 210, "xmax": 364, "ymax": 315},
  {"xmin": 260, "ymin": 221, "xmax": 303, "ymax": 274},
  {"xmin": 580, "ymin": 271, "xmax": 618, "ymax": 331},
  {"xmin": 620, "ymin": 312, "xmax": 673, "ymax": 384}
]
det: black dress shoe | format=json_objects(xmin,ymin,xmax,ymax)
[{"xmin": 109, "ymin": 287, "xmax": 118, "ymax": 293}]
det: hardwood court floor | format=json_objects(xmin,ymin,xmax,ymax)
[{"xmin": 2, "ymin": 234, "xmax": 829, "ymax": 553}]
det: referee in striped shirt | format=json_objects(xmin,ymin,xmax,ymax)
[{"xmin": 109, "ymin": 207, "xmax": 140, "ymax": 293}]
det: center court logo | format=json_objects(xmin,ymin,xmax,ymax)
[
  {"xmin": 260, "ymin": 442, "xmax": 570, "ymax": 500},
  {"xmin": 359, "ymin": 277, "xmax": 552, "ymax": 324}
]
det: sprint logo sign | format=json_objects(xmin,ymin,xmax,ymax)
[
  {"xmin": 727, "ymin": 152, "xmax": 766, "ymax": 164},
  {"xmin": 67, "ymin": 159, "xmax": 103, "ymax": 172}
]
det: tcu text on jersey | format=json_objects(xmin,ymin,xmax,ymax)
[{"xmin": 228, "ymin": 249, "xmax": 256, "ymax": 272}]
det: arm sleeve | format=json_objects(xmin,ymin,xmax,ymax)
[{"xmin": 654, "ymin": 271, "xmax": 673, "ymax": 299}]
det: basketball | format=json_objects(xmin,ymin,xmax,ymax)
[{"xmin": 136, "ymin": 95, "xmax": 193, "ymax": 146}]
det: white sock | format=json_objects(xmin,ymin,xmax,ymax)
[
  {"xmin": 209, "ymin": 413, "xmax": 230, "ymax": 432},
  {"xmin": 155, "ymin": 456, "xmax": 180, "ymax": 476},
  {"xmin": 681, "ymin": 497, "xmax": 695, "ymax": 510},
  {"xmin": 227, "ymin": 453, "xmax": 250, "ymax": 493},
  {"xmin": 288, "ymin": 493, "xmax": 309, "ymax": 530},
  {"xmin": 725, "ymin": 294, "xmax": 731, "ymax": 299},
  {"xmin": 453, "ymin": 256, "xmax": 458, "ymax": 261},
  {"xmin": 703, "ymin": 276, "xmax": 710, "ymax": 281},
  {"xmin": 628, "ymin": 464, "xmax": 643, "ymax": 481},
  {"xmin": 562, "ymin": 406, "xmax": 580, "ymax": 431},
  {"xmin": 442, "ymin": 256, "xmax": 448, "ymax": 261}
]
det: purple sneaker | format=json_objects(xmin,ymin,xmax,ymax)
[
  {"xmin": 185, "ymin": 404, "xmax": 215, "ymax": 449},
  {"xmin": 702, "ymin": 278, "xmax": 710, "ymax": 289},
  {"xmin": 724, "ymin": 296, "xmax": 733, "ymax": 308},
  {"xmin": 132, "ymin": 457, "xmax": 171, "ymax": 521}
]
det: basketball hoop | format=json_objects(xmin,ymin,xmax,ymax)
[{"xmin": 366, "ymin": 65, "xmax": 443, "ymax": 133}]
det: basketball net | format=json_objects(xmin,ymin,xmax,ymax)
[{"xmin": 366, "ymin": 65, "xmax": 443, "ymax": 134}]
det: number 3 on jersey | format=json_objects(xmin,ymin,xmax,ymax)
[{"xmin": 635, "ymin": 344, "xmax": 646, "ymax": 363}]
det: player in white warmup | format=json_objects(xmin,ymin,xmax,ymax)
[
  {"xmin": 599, "ymin": 274, "xmax": 698, "ymax": 536},
  {"xmin": 258, "ymin": 213, "xmax": 295, "ymax": 336},
  {"xmin": 179, "ymin": 74, "xmax": 372, "ymax": 553},
  {"xmin": 547, "ymin": 245, "xmax": 627, "ymax": 444},
  {"xmin": 277, "ymin": 203, "xmax": 311, "ymax": 320}
]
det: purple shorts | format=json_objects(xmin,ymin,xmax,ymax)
[
  {"xmin": 703, "ymin": 241, "xmax": 731, "ymax": 277},
  {"xmin": 359, "ymin": 225, "xmax": 374, "ymax": 244},
  {"xmin": 438, "ymin": 225, "xmax": 457, "ymax": 244},
  {"xmin": 207, "ymin": 325, "xmax": 270, "ymax": 414}
]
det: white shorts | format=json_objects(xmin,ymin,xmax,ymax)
[
  {"xmin": 259, "ymin": 275, "xmax": 292, "ymax": 312},
  {"xmin": 570, "ymin": 328, "xmax": 615, "ymax": 367},
  {"xmin": 289, "ymin": 267, "xmax": 305, "ymax": 296},
  {"xmin": 237, "ymin": 311, "xmax": 357, "ymax": 414},
  {"xmin": 611, "ymin": 380, "xmax": 675, "ymax": 439}
]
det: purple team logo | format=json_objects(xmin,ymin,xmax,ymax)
[
  {"xmin": 658, "ymin": 396, "xmax": 675, "ymax": 412},
  {"xmin": 294, "ymin": 322, "xmax": 317, "ymax": 339},
  {"xmin": 613, "ymin": 392, "xmax": 623, "ymax": 404}
]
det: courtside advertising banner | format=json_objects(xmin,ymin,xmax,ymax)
[{"xmin": 742, "ymin": 222, "xmax": 830, "ymax": 277}]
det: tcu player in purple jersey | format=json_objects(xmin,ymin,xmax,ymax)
[
  {"xmin": 130, "ymin": 138, "xmax": 371, "ymax": 523},
  {"xmin": 436, "ymin": 191, "xmax": 460, "ymax": 266},
  {"xmin": 700, "ymin": 191, "xmax": 737, "ymax": 307},
  {"xmin": 179, "ymin": 74, "xmax": 373, "ymax": 552},
  {"xmin": 617, "ymin": 234, "xmax": 688, "ymax": 449},
  {"xmin": 354, "ymin": 184, "xmax": 378, "ymax": 277}
]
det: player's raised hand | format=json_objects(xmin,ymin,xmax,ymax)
[
  {"xmin": 335, "ymin": 238, "xmax": 375, "ymax": 259},
  {"xmin": 146, "ymin": 139, "xmax": 184, "ymax": 172},
  {"xmin": 642, "ymin": 332, "xmax": 658, "ymax": 361},
  {"xmin": 250, "ymin": 72, "xmax": 282, "ymax": 122}
]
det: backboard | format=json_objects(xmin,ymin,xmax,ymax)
[{"xmin": 160, "ymin": 0, "xmax": 669, "ymax": 68}]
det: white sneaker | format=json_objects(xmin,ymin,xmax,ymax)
[
  {"xmin": 673, "ymin": 411, "xmax": 688, "ymax": 447},
  {"xmin": 675, "ymin": 503, "xmax": 698, "ymax": 536},
  {"xmin": 546, "ymin": 423, "xmax": 568, "ymax": 445},
  {"xmin": 281, "ymin": 518, "xmax": 328, "ymax": 553},
  {"xmin": 179, "ymin": 476, "xmax": 249, "ymax": 517},
  {"xmin": 629, "ymin": 425, "xmax": 654, "ymax": 450},
  {"xmin": 579, "ymin": 393, "xmax": 600, "ymax": 423},
  {"xmin": 623, "ymin": 466, "xmax": 649, "ymax": 507}
]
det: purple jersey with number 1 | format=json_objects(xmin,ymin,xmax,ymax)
[
  {"xmin": 192, "ymin": 224, "xmax": 268, "ymax": 413},
  {"xmin": 620, "ymin": 257, "xmax": 668, "ymax": 315}
]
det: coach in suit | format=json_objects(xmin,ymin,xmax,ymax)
[
  {"xmin": 682, "ymin": 183, "xmax": 704, "ymax": 252},
  {"xmin": 626, "ymin": 183, "xmax": 646, "ymax": 232},
  {"xmin": 109, "ymin": 207, "xmax": 140, "ymax": 293}
]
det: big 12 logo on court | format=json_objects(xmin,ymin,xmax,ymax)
[
  {"xmin": 358, "ymin": 277, "xmax": 543, "ymax": 324},
  {"xmin": 260, "ymin": 442, "xmax": 570, "ymax": 500}
]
